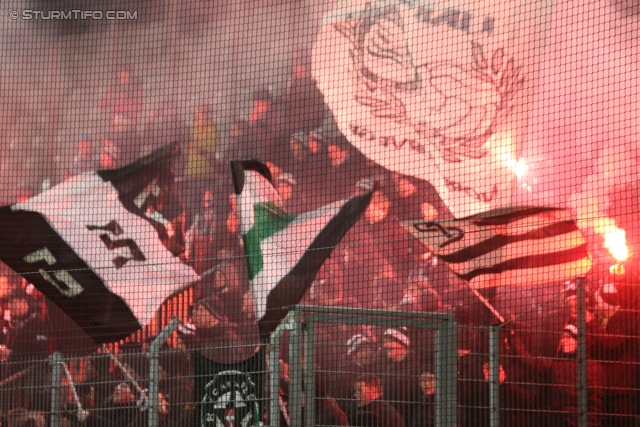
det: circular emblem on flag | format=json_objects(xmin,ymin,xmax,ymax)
[{"xmin": 200, "ymin": 370, "xmax": 261, "ymax": 427}]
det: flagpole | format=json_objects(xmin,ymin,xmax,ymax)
[
  {"xmin": 463, "ymin": 109, "xmax": 521, "ymax": 325},
  {"xmin": 0, "ymin": 365, "xmax": 34, "ymax": 388},
  {"xmin": 469, "ymin": 287, "xmax": 506, "ymax": 324},
  {"xmin": 102, "ymin": 347, "xmax": 148, "ymax": 406},
  {"xmin": 59, "ymin": 360, "xmax": 88, "ymax": 420}
]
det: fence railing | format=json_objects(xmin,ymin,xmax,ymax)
[
  {"xmin": 1, "ymin": 294, "xmax": 639, "ymax": 427},
  {"xmin": 271, "ymin": 305, "xmax": 458, "ymax": 427}
]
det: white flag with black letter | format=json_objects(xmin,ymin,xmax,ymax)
[{"xmin": 0, "ymin": 144, "xmax": 199, "ymax": 344}]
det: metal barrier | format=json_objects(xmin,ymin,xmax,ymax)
[
  {"xmin": 0, "ymin": 318, "xmax": 181, "ymax": 427},
  {"xmin": 1, "ymin": 294, "xmax": 639, "ymax": 427},
  {"xmin": 269, "ymin": 305, "xmax": 458, "ymax": 427}
]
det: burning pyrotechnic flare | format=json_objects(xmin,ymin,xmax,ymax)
[
  {"xmin": 593, "ymin": 218, "xmax": 630, "ymax": 262},
  {"xmin": 502, "ymin": 152, "xmax": 527, "ymax": 180}
]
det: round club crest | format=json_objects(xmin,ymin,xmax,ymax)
[{"xmin": 201, "ymin": 370, "xmax": 261, "ymax": 427}]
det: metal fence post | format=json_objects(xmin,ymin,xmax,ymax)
[
  {"xmin": 436, "ymin": 314, "xmax": 457, "ymax": 427},
  {"xmin": 269, "ymin": 311, "xmax": 295, "ymax": 427},
  {"xmin": 148, "ymin": 317, "xmax": 180, "ymax": 427},
  {"xmin": 289, "ymin": 307, "xmax": 303, "ymax": 427},
  {"xmin": 49, "ymin": 352, "xmax": 62, "ymax": 427},
  {"xmin": 489, "ymin": 324, "xmax": 501, "ymax": 427},
  {"xmin": 303, "ymin": 319, "xmax": 315, "ymax": 427},
  {"xmin": 576, "ymin": 276, "xmax": 588, "ymax": 427}
]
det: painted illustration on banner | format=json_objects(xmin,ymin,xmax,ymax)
[{"xmin": 314, "ymin": 0, "xmax": 547, "ymax": 217}]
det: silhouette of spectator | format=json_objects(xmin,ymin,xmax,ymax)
[
  {"xmin": 395, "ymin": 279, "xmax": 440, "ymax": 370},
  {"xmin": 306, "ymin": 131, "xmax": 324, "ymax": 157},
  {"xmin": 99, "ymin": 138, "xmax": 119, "ymax": 169},
  {"xmin": 7, "ymin": 407, "xmax": 30, "ymax": 427},
  {"xmin": 283, "ymin": 50, "xmax": 327, "ymax": 136},
  {"xmin": 378, "ymin": 327, "xmax": 427, "ymax": 427},
  {"xmin": 175, "ymin": 321, "xmax": 197, "ymax": 352},
  {"xmin": 457, "ymin": 321, "xmax": 540, "ymax": 427},
  {"xmin": 305, "ymin": 257, "xmax": 361, "ymax": 372},
  {"xmin": 327, "ymin": 330, "xmax": 382, "ymax": 410},
  {"xmin": 7, "ymin": 409, "xmax": 45, "ymax": 427},
  {"xmin": 140, "ymin": 109, "xmax": 179, "ymax": 156},
  {"xmin": 103, "ymin": 381, "xmax": 148, "ymax": 427},
  {"xmin": 189, "ymin": 296, "xmax": 260, "ymax": 364},
  {"xmin": 388, "ymin": 173, "xmax": 449, "ymax": 222},
  {"xmin": 182, "ymin": 103, "xmax": 221, "ymax": 212},
  {"xmin": 65, "ymin": 133, "xmax": 100, "ymax": 179},
  {"xmin": 60, "ymin": 401, "xmax": 108, "ymax": 427},
  {"xmin": 560, "ymin": 280, "xmax": 600, "ymax": 356},
  {"xmin": 498, "ymin": 321, "xmax": 545, "ymax": 427},
  {"xmin": 288, "ymin": 132, "xmax": 308, "ymax": 163},
  {"xmin": 246, "ymin": 88, "xmax": 276, "ymax": 161},
  {"xmin": 278, "ymin": 359, "xmax": 349, "ymax": 427},
  {"xmin": 140, "ymin": 165, "xmax": 187, "ymax": 258},
  {"xmin": 76, "ymin": 353, "xmax": 117, "ymax": 413},
  {"xmin": 347, "ymin": 373, "xmax": 405, "ymax": 427},
  {"xmin": 417, "ymin": 372, "xmax": 436, "ymax": 427},
  {"xmin": 273, "ymin": 172, "xmax": 297, "ymax": 212},
  {"xmin": 590, "ymin": 282, "xmax": 640, "ymax": 427},
  {"xmin": 5, "ymin": 288, "xmax": 52, "ymax": 412},
  {"xmin": 369, "ymin": 184, "xmax": 429, "ymax": 283},
  {"xmin": 282, "ymin": 129, "xmax": 343, "ymax": 210},
  {"xmin": 397, "ymin": 278, "xmax": 440, "ymax": 312},
  {"xmin": 99, "ymin": 65, "xmax": 143, "ymax": 131},
  {"xmin": 158, "ymin": 347, "xmax": 194, "ymax": 427},
  {"xmin": 193, "ymin": 251, "xmax": 254, "ymax": 332},
  {"xmin": 184, "ymin": 188, "xmax": 220, "ymax": 274},
  {"xmin": 99, "ymin": 65, "xmax": 144, "ymax": 164},
  {"xmin": 228, "ymin": 119, "xmax": 252, "ymax": 160},
  {"xmin": 319, "ymin": 135, "xmax": 373, "ymax": 203},
  {"xmin": 512, "ymin": 323, "xmax": 605, "ymax": 427},
  {"xmin": 363, "ymin": 274, "xmax": 403, "ymax": 311},
  {"xmin": 275, "ymin": 132, "xmax": 318, "ymax": 209},
  {"xmin": 247, "ymin": 87, "xmax": 290, "ymax": 163}
]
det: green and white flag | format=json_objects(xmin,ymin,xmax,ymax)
[{"xmin": 231, "ymin": 160, "xmax": 373, "ymax": 338}]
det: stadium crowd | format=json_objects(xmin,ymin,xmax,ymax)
[{"xmin": 0, "ymin": 51, "xmax": 639, "ymax": 427}]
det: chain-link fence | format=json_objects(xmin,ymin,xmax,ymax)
[{"xmin": 1, "ymin": 0, "xmax": 640, "ymax": 426}]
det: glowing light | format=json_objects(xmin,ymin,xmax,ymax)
[
  {"xmin": 604, "ymin": 229, "xmax": 629, "ymax": 262},
  {"xmin": 594, "ymin": 218, "xmax": 630, "ymax": 262},
  {"xmin": 610, "ymin": 263, "xmax": 625, "ymax": 276},
  {"xmin": 504, "ymin": 157, "xmax": 527, "ymax": 179},
  {"xmin": 514, "ymin": 158, "xmax": 527, "ymax": 180}
]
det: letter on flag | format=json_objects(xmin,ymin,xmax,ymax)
[
  {"xmin": 231, "ymin": 160, "xmax": 373, "ymax": 338},
  {"xmin": 403, "ymin": 206, "xmax": 592, "ymax": 286},
  {"xmin": 0, "ymin": 144, "xmax": 199, "ymax": 345}
]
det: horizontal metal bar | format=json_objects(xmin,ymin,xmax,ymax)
[
  {"xmin": 304, "ymin": 312, "xmax": 451, "ymax": 329},
  {"xmin": 290, "ymin": 304, "xmax": 455, "ymax": 321}
]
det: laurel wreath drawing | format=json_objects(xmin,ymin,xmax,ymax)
[{"xmin": 332, "ymin": 4, "xmax": 525, "ymax": 163}]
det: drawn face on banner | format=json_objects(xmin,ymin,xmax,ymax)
[{"xmin": 313, "ymin": 0, "xmax": 547, "ymax": 217}]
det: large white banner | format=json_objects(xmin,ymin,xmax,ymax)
[{"xmin": 313, "ymin": 0, "xmax": 551, "ymax": 217}]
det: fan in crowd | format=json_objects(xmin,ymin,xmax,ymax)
[{"xmin": 2, "ymin": 45, "xmax": 640, "ymax": 427}]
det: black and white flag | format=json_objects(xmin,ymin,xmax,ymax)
[
  {"xmin": 0, "ymin": 144, "xmax": 199, "ymax": 344},
  {"xmin": 403, "ymin": 205, "xmax": 592, "ymax": 286},
  {"xmin": 232, "ymin": 160, "xmax": 373, "ymax": 338}
]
